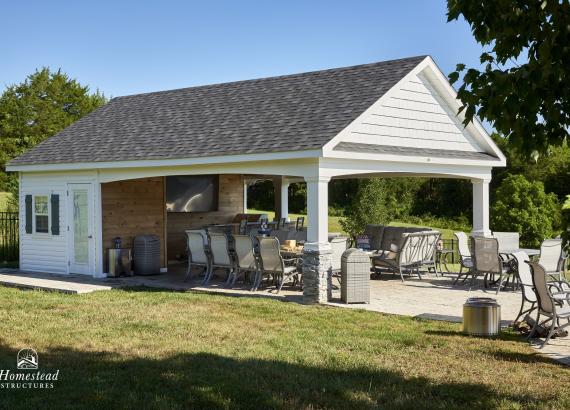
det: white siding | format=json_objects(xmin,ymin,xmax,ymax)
[
  {"xmin": 338, "ymin": 73, "xmax": 483, "ymax": 153},
  {"xmin": 19, "ymin": 171, "xmax": 99, "ymax": 275}
]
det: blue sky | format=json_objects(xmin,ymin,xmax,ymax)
[{"xmin": 1, "ymin": 1, "xmax": 484, "ymax": 98}]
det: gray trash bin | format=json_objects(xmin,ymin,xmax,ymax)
[
  {"xmin": 133, "ymin": 234, "xmax": 161, "ymax": 275},
  {"xmin": 341, "ymin": 248, "xmax": 370, "ymax": 304}
]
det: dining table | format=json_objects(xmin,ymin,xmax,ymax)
[{"xmin": 500, "ymin": 248, "xmax": 540, "ymax": 258}]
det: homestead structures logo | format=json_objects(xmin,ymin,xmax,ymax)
[
  {"xmin": 0, "ymin": 348, "xmax": 59, "ymax": 389},
  {"xmin": 17, "ymin": 348, "xmax": 38, "ymax": 369}
]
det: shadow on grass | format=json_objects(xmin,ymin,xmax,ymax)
[
  {"xmin": 0, "ymin": 344, "xmax": 550, "ymax": 410},
  {"xmin": 423, "ymin": 329, "xmax": 568, "ymax": 366}
]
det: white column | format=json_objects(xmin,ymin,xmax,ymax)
[
  {"xmin": 243, "ymin": 179, "xmax": 248, "ymax": 213},
  {"xmin": 280, "ymin": 179, "xmax": 290, "ymax": 222},
  {"xmin": 305, "ymin": 176, "xmax": 330, "ymax": 245},
  {"xmin": 472, "ymin": 178, "xmax": 491, "ymax": 237},
  {"xmin": 303, "ymin": 175, "xmax": 332, "ymax": 304}
]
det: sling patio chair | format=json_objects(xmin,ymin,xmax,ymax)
[
  {"xmin": 453, "ymin": 231, "xmax": 474, "ymax": 284},
  {"xmin": 538, "ymin": 239, "xmax": 565, "ymax": 281},
  {"xmin": 204, "ymin": 231, "xmax": 235, "ymax": 285},
  {"xmin": 493, "ymin": 231, "xmax": 520, "ymax": 253},
  {"xmin": 227, "ymin": 234, "xmax": 259, "ymax": 289},
  {"xmin": 329, "ymin": 236, "xmax": 350, "ymax": 287},
  {"xmin": 528, "ymin": 261, "xmax": 570, "ymax": 348},
  {"xmin": 255, "ymin": 236, "xmax": 301, "ymax": 293},
  {"xmin": 184, "ymin": 230, "xmax": 210, "ymax": 281},
  {"xmin": 238, "ymin": 218, "xmax": 248, "ymax": 235},
  {"xmin": 271, "ymin": 229, "xmax": 293, "ymax": 245},
  {"xmin": 295, "ymin": 216, "xmax": 305, "ymax": 231},
  {"xmin": 471, "ymin": 236, "xmax": 512, "ymax": 294},
  {"xmin": 512, "ymin": 251, "xmax": 537, "ymax": 324}
]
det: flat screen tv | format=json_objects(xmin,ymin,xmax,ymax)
[{"xmin": 166, "ymin": 175, "xmax": 219, "ymax": 212}]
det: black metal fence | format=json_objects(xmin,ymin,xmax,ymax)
[
  {"xmin": 440, "ymin": 238, "xmax": 459, "ymax": 264},
  {"xmin": 0, "ymin": 212, "xmax": 19, "ymax": 263}
]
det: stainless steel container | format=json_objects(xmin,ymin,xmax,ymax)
[
  {"xmin": 108, "ymin": 248, "xmax": 132, "ymax": 278},
  {"xmin": 463, "ymin": 297, "xmax": 501, "ymax": 336}
]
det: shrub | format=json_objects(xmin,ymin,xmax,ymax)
[
  {"xmin": 562, "ymin": 195, "xmax": 570, "ymax": 252},
  {"xmin": 340, "ymin": 178, "xmax": 389, "ymax": 238},
  {"xmin": 491, "ymin": 174, "xmax": 560, "ymax": 248}
]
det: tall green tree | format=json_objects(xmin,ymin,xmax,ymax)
[
  {"xmin": 0, "ymin": 68, "xmax": 106, "ymax": 198},
  {"xmin": 340, "ymin": 178, "xmax": 390, "ymax": 238},
  {"xmin": 491, "ymin": 174, "xmax": 560, "ymax": 247},
  {"xmin": 447, "ymin": 0, "xmax": 570, "ymax": 155}
]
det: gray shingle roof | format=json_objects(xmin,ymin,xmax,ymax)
[
  {"xmin": 9, "ymin": 56, "xmax": 427, "ymax": 166},
  {"xmin": 333, "ymin": 142, "xmax": 500, "ymax": 161}
]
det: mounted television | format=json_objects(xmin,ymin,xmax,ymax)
[{"xmin": 166, "ymin": 175, "xmax": 219, "ymax": 212}]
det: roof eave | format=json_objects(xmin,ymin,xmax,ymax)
[{"xmin": 7, "ymin": 148, "xmax": 324, "ymax": 173}]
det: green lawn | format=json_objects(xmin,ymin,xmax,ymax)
[
  {"xmin": 0, "ymin": 286, "xmax": 568, "ymax": 409},
  {"xmin": 248, "ymin": 209, "xmax": 458, "ymax": 240},
  {"xmin": 0, "ymin": 192, "xmax": 13, "ymax": 212}
]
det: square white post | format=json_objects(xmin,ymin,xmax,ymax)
[
  {"xmin": 303, "ymin": 176, "xmax": 331, "ymax": 304},
  {"xmin": 243, "ymin": 179, "xmax": 248, "ymax": 213},
  {"xmin": 472, "ymin": 178, "xmax": 491, "ymax": 237},
  {"xmin": 305, "ymin": 176, "xmax": 330, "ymax": 244},
  {"xmin": 280, "ymin": 179, "xmax": 290, "ymax": 222}
]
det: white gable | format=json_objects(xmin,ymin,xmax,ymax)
[{"xmin": 333, "ymin": 71, "xmax": 483, "ymax": 153}]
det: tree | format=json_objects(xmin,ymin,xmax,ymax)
[
  {"xmin": 491, "ymin": 174, "xmax": 560, "ymax": 247},
  {"xmin": 447, "ymin": 0, "xmax": 570, "ymax": 155},
  {"xmin": 0, "ymin": 68, "xmax": 106, "ymax": 200},
  {"xmin": 562, "ymin": 195, "xmax": 570, "ymax": 251},
  {"xmin": 340, "ymin": 178, "xmax": 389, "ymax": 238}
]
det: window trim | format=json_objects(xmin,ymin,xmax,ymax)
[{"xmin": 32, "ymin": 193, "xmax": 51, "ymax": 236}]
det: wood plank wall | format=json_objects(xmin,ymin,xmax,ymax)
[
  {"xmin": 101, "ymin": 177, "xmax": 166, "ymax": 271},
  {"xmin": 167, "ymin": 174, "xmax": 244, "ymax": 260}
]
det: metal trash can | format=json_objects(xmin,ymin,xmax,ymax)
[
  {"xmin": 463, "ymin": 297, "xmax": 501, "ymax": 336},
  {"xmin": 341, "ymin": 248, "xmax": 370, "ymax": 304},
  {"xmin": 107, "ymin": 248, "xmax": 132, "ymax": 278}
]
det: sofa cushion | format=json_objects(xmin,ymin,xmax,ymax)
[{"xmin": 380, "ymin": 226, "xmax": 407, "ymax": 251}]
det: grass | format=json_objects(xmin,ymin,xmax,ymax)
[
  {"xmin": 0, "ymin": 286, "xmax": 569, "ymax": 409},
  {"xmin": 248, "ymin": 209, "xmax": 344, "ymax": 233},
  {"xmin": 248, "ymin": 209, "xmax": 457, "ymax": 240},
  {"xmin": 0, "ymin": 192, "xmax": 13, "ymax": 212}
]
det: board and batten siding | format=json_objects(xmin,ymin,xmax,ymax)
[
  {"xmin": 338, "ymin": 72, "xmax": 483, "ymax": 153},
  {"xmin": 167, "ymin": 174, "xmax": 244, "ymax": 260},
  {"xmin": 19, "ymin": 171, "xmax": 99, "ymax": 274}
]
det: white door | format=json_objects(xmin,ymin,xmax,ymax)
[{"xmin": 68, "ymin": 184, "xmax": 94, "ymax": 275}]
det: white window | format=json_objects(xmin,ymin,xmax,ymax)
[{"xmin": 34, "ymin": 195, "xmax": 49, "ymax": 234}]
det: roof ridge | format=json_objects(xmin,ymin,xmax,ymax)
[{"xmin": 112, "ymin": 55, "xmax": 428, "ymax": 101}]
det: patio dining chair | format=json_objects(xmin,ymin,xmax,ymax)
[
  {"xmin": 255, "ymin": 236, "xmax": 300, "ymax": 293},
  {"xmin": 227, "ymin": 235, "xmax": 258, "ymax": 289},
  {"xmin": 528, "ymin": 261, "xmax": 570, "ymax": 348},
  {"xmin": 185, "ymin": 230, "xmax": 210, "ymax": 281},
  {"xmin": 238, "ymin": 218, "xmax": 248, "ymax": 235},
  {"xmin": 539, "ymin": 239, "xmax": 565, "ymax": 281},
  {"xmin": 471, "ymin": 236, "xmax": 511, "ymax": 294},
  {"xmin": 493, "ymin": 231, "xmax": 520, "ymax": 253},
  {"xmin": 295, "ymin": 216, "xmax": 305, "ymax": 231},
  {"xmin": 204, "ymin": 232, "xmax": 234, "ymax": 285},
  {"xmin": 271, "ymin": 229, "xmax": 292, "ymax": 245},
  {"xmin": 453, "ymin": 232, "xmax": 474, "ymax": 284},
  {"xmin": 512, "ymin": 251, "xmax": 537, "ymax": 324},
  {"xmin": 329, "ymin": 236, "xmax": 350, "ymax": 286},
  {"xmin": 273, "ymin": 217, "xmax": 287, "ymax": 229}
]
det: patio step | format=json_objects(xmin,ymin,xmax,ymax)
[{"xmin": 0, "ymin": 271, "xmax": 114, "ymax": 294}]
